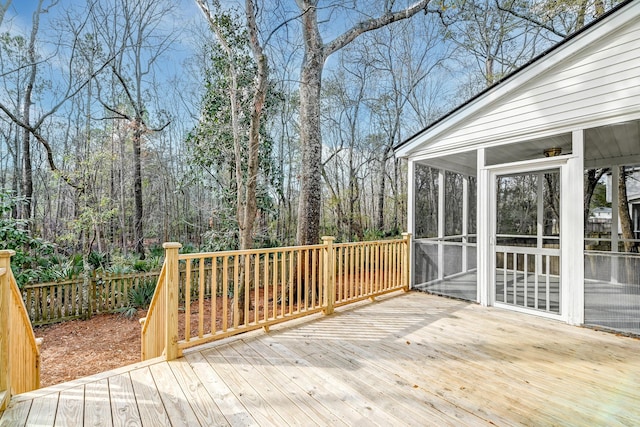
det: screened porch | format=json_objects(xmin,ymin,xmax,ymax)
[{"xmin": 410, "ymin": 119, "xmax": 640, "ymax": 336}]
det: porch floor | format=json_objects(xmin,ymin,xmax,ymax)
[{"xmin": 2, "ymin": 292, "xmax": 640, "ymax": 426}]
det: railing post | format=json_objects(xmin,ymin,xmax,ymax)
[
  {"xmin": 35, "ymin": 337, "xmax": 43, "ymax": 389},
  {"xmin": 402, "ymin": 233, "xmax": 412, "ymax": 292},
  {"xmin": 0, "ymin": 250, "xmax": 15, "ymax": 410},
  {"xmin": 322, "ymin": 236, "xmax": 336, "ymax": 315},
  {"xmin": 163, "ymin": 242, "xmax": 182, "ymax": 361}
]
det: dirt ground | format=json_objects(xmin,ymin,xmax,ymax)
[
  {"xmin": 35, "ymin": 311, "xmax": 147, "ymax": 388},
  {"xmin": 34, "ymin": 294, "xmax": 274, "ymax": 388}
]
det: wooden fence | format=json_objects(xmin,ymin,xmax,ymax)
[
  {"xmin": 22, "ymin": 271, "xmax": 161, "ymax": 326},
  {"xmin": 140, "ymin": 234, "xmax": 412, "ymax": 361},
  {"xmin": 0, "ymin": 250, "xmax": 42, "ymax": 411}
]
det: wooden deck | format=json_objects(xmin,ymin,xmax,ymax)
[{"xmin": 2, "ymin": 291, "xmax": 640, "ymax": 426}]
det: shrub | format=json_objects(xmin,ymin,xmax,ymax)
[
  {"xmin": 106, "ymin": 263, "xmax": 134, "ymax": 275},
  {"xmin": 129, "ymin": 279, "xmax": 156, "ymax": 308},
  {"xmin": 148, "ymin": 244, "xmax": 164, "ymax": 258},
  {"xmin": 0, "ymin": 190, "xmax": 56, "ymax": 287},
  {"xmin": 133, "ymin": 259, "xmax": 150, "ymax": 272},
  {"xmin": 88, "ymin": 251, "xmax": 109, "ymax": 270},
  {"xmin": 118, "ymin": 278, "xmax": 156, "ymax": 318}
]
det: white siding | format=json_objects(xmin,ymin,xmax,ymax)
[{"xmin": 408, "ymin": 19, "xmax": 640, "ymax": 158}]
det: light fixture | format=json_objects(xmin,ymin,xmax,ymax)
[{"xmin": 544, "ymin": 147, "xmax": 562, "ymax": 157}]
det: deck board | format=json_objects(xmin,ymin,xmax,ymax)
[
  {"xmin": 306, "ymin": 328, "xmax": 494, "ymax": 426},
  {"xmin": 3, "ymin": 292, "xmax": 640, "ymax": 426},
  {"xmin": 202, "ymin": 347, "xmax": 289, "ymax": 426},
  {"xmin": 166, "ymin": 358, "xmax": 228, "ymax": 426},
  {"xmin": 108, "ymin": 373, "xmax": 141, "ymax": 427},
  {"xmin": 24, "ymin": 392, "xmax": 57, "ymax": 427},
  {"xmin": 54, "ymin": 387, "xmax": 84, "ymax": 426},
  {"xmin": 129, "ymin": 367, "xmax": 171, "ymax": 426},
  {"xmin": 222, "ymin": 342, "xmax": 323, "ymax": 425},
  {"xmin": 0, "ymin": 399, "xmax": 30, "ymax": 427},
  {"xmin": 84, "ymin": 379, "xmax": 112, "ymax": 427},
  {"xmin": 282, "ymin": 303, "xmax": 506, "ymax": 426},
  {"xmin": 255, "ymin": 334, "xmax": 406, "ymax": 426},
  {"xmin": 243, "ymin": 337, "xmax": 368, "ymax": 425},
  {"xmin": 183, "ymin": 351, "xmax": 258, "ymax": 426},
  {"xmin": 231, "ymin": 340, "xmax": 348, "ymax": 426},
  {"xmin": 149, "ymin": 362, "xmax": 202, "ymax": 426}
]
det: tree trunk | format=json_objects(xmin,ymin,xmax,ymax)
[
  {"xmin": 133, "ymin": 118, "xmax": 145, "ymax": 258},
  {"xmin": 295, "ymin": 0, "xmax": 430, "ymax": 245},
  {"xmin": 618, "ymin": 167, "xmax": 637, "ymax": 253},
  {"xmin": 20, "ymin": 115, "xmax": 32, "ymax": 222},
  {"xmin": 240, "ymin": 0, "xmax": 267, "ymax": 252},
  {"xmin": 583, "ymin": 168, "xmax": 608, "ymax": 227},
  {"xmin": 119, "ymin": 126, "xmax": 127, "ymax": 254},
  {"xmin": 377, "ymin": 158, "xmax": 386, "ymax": 231},
  {"xmin": 10, "ymin": 129, "xmax": 19, "ymax": 219},
  {"xmin": 20, "ymin": 0, "xmax": 44, "ymax": 223},
  {"xmin": 296, "ymin": 2, "xmax": 324, "ymax": 246},
  {"xmin": 485, "ymin": 55, "xmax": 494, "ymax": 86}
]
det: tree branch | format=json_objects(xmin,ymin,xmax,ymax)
[
  {"xmin": 0, "ymin": 0, "xmax": 11, "ymax": 27},
  {"xmin": 0, "ymin": 102, "xmax": 81, "ymax": 190},
  {"xmin": 495, "ymin": 0, "xmax": 567, "ymax": 39},
  {"xmin": 324, "ymin": 0, "xmax": 430, "ymax": 56}
]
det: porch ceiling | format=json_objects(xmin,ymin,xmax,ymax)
[
  {"xmin": 485, "ymin": 133, "xmax": 572, "ymax": 166},
  {"xmin": 585, "ymin": 119, "xmax": 640, "ymax": 167},
  {"xmin": 415, "ymin": 118, "xmax": 640, "ymax": 173},
  {"xmin": 416, "ymin": 150, "xmax": 477, "ymax": 176}
]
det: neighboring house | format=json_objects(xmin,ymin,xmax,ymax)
[
  {"xmin": 587, "ymin": 206, "xmax": 611, "ymax": 236},
  {"xmin": 395, "ymin": 0, "xmax": 640, "ymax": 334},
  {"xmin": 621, "ymin": 170, "xmax": 640, "ymax": 239},
  {"xmin": 587, "ymin": 170, "xmax": 640, "ymax": 239},
  {"xmin": 590, "ymin": 207, "xmax": 612, "ymax": 220},
  {"xmin": 629, "ymin": 195, "xmax": 640, "ymax": 239}
]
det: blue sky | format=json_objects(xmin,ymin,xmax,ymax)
[
  {"xmin": 5, "ymin": 0, "xmax": 203, "ymax": 29},
  {"xmin": 2, "ymin": 0, "xmax": 204, "ymax": 61}
]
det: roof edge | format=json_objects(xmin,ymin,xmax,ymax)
[{"xmin": 393, "ymin": 0, "xmax": 636, "ymax": 156}]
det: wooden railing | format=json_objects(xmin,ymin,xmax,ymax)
[
  {"xmin": 140, "ymin": 234, "xmax": 412, "ymax": 361},
  {"xmin": 22, "ymin": 271, "xmax": 161, "ymax": 326},
  {"xmin": 139, "ymin": 264, "xmax": 167, "ymax": 361},
  {"xmin": 0, "ymin": 250, "xmax": 42, "ymax": 411},
  {"xmin": 333, "ymin": 239, "xmax": 408, "ymax": 307}
]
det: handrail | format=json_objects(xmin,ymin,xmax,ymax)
[
  {"xmin": 139, "ymin": 263, "xmax": 167, "ymax": 360},
  {"xmin": 495, "ymin": 245, "xmax": 559, "ymax": 256},
  {"xmin": 585, "ymin": 249, "xmax": 640, "ymax": 257},
  {"xmin": 141, "ymin": 233, "xmax": 412, "ymax": 361},
  {"xmin": 177, "ymin": 243, "xmax": 325, "ymax": 260},
  {"xmin": 0, "ymin": 250, "xmax": 42, "ymax": 411}
]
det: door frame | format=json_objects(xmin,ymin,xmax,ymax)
[{"xmin": 484, "ymin": 155, "xmax": 578, "ymax": 322}]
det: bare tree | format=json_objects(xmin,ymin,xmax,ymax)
[
  {"xmin": 0, "ymin": 0, "xmax": 114, "ymax": 196},
  {"xmin": 497, "ymin": 0, "xmax": 611, "ymax": 39},
  {"xmin": 19, "ymin": 0, "xmax": 46, "ymax": 223},
  {"xmin": 361, "ymin": 18, "xmax": 448, "ymax": 233},
  {"xmin": 584, "ymin": 167, "xmax": 608, "ymax": 226},
  {"xmin": 321, "ymin": 64, "xmax": 369, "ymax": 240},
  {"xmin": 294, "ymin": 0, "xmax": 435, "ymax": 245},
  {"xmin": 92, "ymin": 0, "xmax": 175, "ymax": 258},
  {"xmin": 243, "ymin": 0, "xmax": 268, "ymax": 250},
  {"xmin": 447, "ymin": 0, "xmax": 545, "ymax": 87},
  {"xmin": 0, "ymin": 0, "xmax": 11, "ymax": 27}
]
